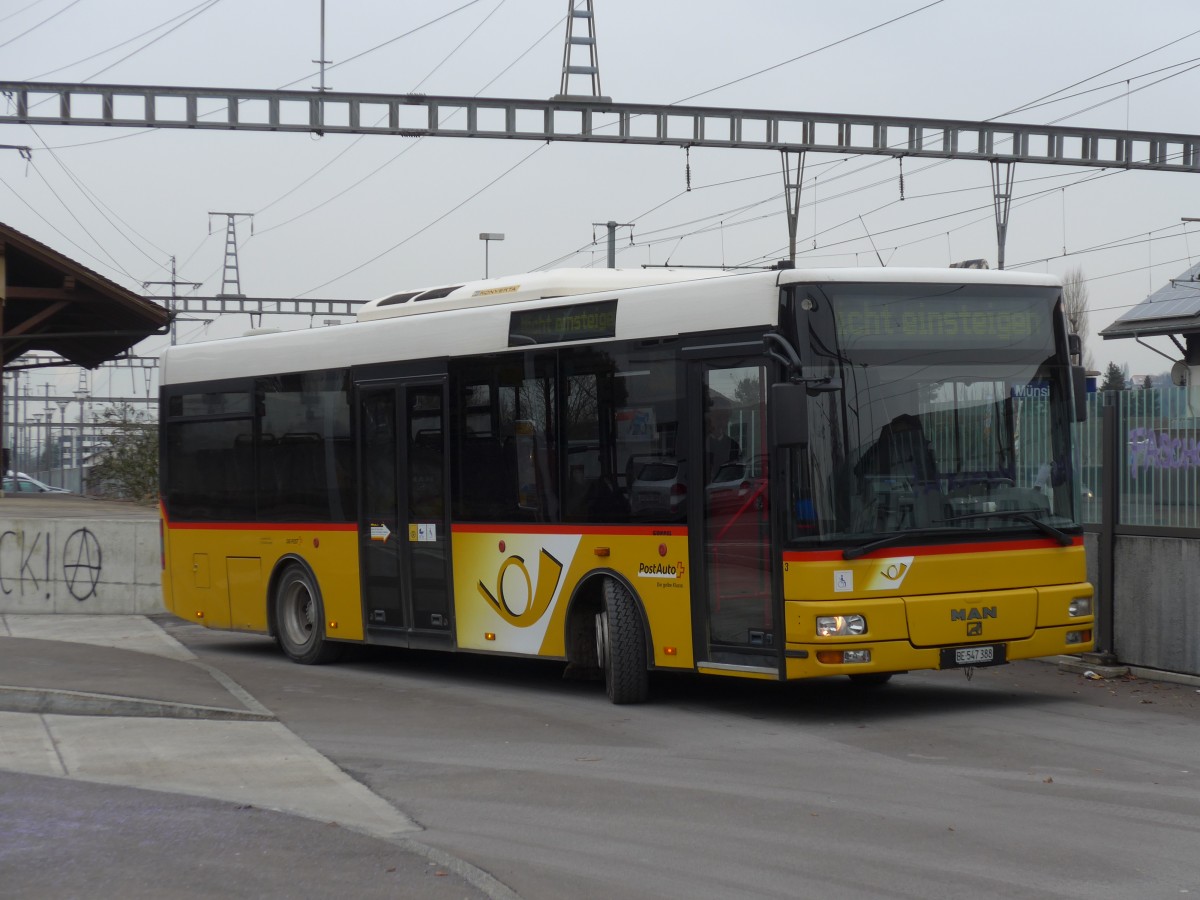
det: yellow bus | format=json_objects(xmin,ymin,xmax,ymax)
[{"xmin": 159, "ymin": 265, "xmax": 1094, "ymax": 703}]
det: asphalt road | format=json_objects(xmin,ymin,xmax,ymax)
[{"xmin": 157, "ymin": 617, "xmax": 1200, "ymax": 900}]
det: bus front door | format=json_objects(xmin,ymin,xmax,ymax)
[
  {"xmin": 691, "ymin": 358, "xmax": 778, "ymax": 670},
  {"xmin": 358, "ymin": 378, "xmax": 453, "ymax": 646}
]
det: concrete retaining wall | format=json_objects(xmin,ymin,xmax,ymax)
[
  {"xmin": 1112, "ymin": 535, "xmax": 1200, "ymax": 676},
  {"xmin": 0, "ymin": 513, "xmax": 163, "ymax": 615}
]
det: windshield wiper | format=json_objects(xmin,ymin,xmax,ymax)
[
  {"xmin": 841, "ymin": 510, "xmax": 1074, "ymax": 560},
  {"xmin": 937, "ymin": 509, "xmax": 1073, "ymax": 546},
  {"xmin": 842, "ymin": 528, "xmax": 948, "ymax": 561}
]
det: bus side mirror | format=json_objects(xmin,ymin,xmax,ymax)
[
  {"xmin": 771, "ymin": 382, "xmax": 809, "ymax": 447},
  {"xmin": 1072, "ymin": 365, "xmax": 1088, "ymax": 422}
]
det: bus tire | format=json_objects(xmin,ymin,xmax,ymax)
[
  {"xmin": 848, "ymin": 673, "xmax": 892, "ymax": 686},
  {"xmin": 596, "ymin": 578, "xmax": 649, "ymax": 704},
  {"xmin": 274, "ymin": 564, "xmax": 341, "ymax": 665}
]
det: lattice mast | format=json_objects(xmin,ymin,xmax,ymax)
[
  {"xmin": 208, "ymin": 212, "xmax": 254, "ymax": 298},
  {"xmin": 557, "ymin": 0, "xmax": 609, "ymax": 100}
]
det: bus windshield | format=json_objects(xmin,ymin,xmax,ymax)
[{"xmin": 786, "ymin": 282, "xmax": 1081, "ymax": 548}]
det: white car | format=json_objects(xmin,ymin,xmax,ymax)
[
  {"xmin": 3, "ymin": 472, "xmax": 71, "ymax": 494},
  {"xmin": 629, "ymin": 457, "xmax": 687, "ymax": 520}
]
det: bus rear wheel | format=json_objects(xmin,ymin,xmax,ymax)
[
  {"xmin": 596, "ymin": 578, "xmax": 649, "ymax": 704},
  {"xmin": 274, "ymin": 565, "xmax": 341, "ymax": 665}
]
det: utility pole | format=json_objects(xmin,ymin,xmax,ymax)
[
  {"xmin": 313, "ymin": 0, "xmax": 331, "ymax": 133},
  {"xmin": 781, "ymin": 150, "xmax": 806, "ymax": 263},
  {"xmin": 143, "ymin": 256, "xmax": 201, "ymax": 346},
  {"xmin": 593, "ymin": 220, "xmax": 633, "ymax": 268},
  {"xmin": 991, "ymin": 161, "xmax": 1015, "ymax": 270}
]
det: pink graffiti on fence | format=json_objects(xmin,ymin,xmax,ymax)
[{"xmin": 1128, "ymin": 428, "xmax": 1200, "ymax": 480}]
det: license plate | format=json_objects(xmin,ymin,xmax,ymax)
[{"xmin": 940, "ymin": 644, "xmax": 1006, "ymax": 669}]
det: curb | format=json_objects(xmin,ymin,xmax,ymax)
[{"xmin": 0, "ymin": 685, "xmax": 276, "ymax": 720}]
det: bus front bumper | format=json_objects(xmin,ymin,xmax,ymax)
[{"xmin": 783, "ymin": 624, "xmax": 1095, "ymax": 680}]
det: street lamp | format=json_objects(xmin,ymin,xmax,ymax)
[
  {"xmin": 74, "ymin": 381, "xmax": 89, "ymax": 494},
  {"xmin": 55, "ymin": 400, "xmax": 69, "ymax": 489},
  {"xmin": 479, "ymin": 232, "xmax": 505, "ymax": 278},
  {"xmin": 30, "ymin": 413, "xmax": 43, "ymax": 479}
]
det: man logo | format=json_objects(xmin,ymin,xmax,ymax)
[
  {"xmin": 950, "ymin": 607, "xmax": 997, "ymax": 621},
  {"xmin": 966, "ymin": 622, "xmax": 983, "ymax": 636}
]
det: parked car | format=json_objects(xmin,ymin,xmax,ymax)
[
  {"xmin": 629, "ymin": 457, "xmax": 687, "ymax": 520},
  {"xmin": 706, "ymin": 456, "xmax": 768, "ymax": 518},
  {"xmin": 2, "ymin": 472, "xmax": 71, "ymax": 494}
]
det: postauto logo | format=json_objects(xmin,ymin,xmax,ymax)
[{"xmin": 637, "ymin": 560, "xmax": 685, "ymax": 579}]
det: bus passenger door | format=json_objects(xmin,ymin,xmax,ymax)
[
  {"xmin": 358, "ymin": 377, "xmax": 453, "ymax": 645},
  {"xmin": 689, "ymin": 357, "xmax": 778, "ymax": 670}
]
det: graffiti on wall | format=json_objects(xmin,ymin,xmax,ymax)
[
  {"xmin": 0, "ymin": 527, "xmax": 103, "ymax": 601},
  {"xmin": 1128, "ymin": 428, "xmax": 1200, "ymax": 480}
]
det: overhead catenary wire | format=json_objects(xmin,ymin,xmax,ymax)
[
  {"xmin": 990, "ymin": 26, "xmax": 1200, "ymax": 120},
  {"xmin": 293, "ymin": 143, "xmax": 548, "ymax": 298},
  {"xmin": 670, "ymin": 0, "xmax": 947, "ymax": 106},
  {"xmin": 252, "ymin": 0, "xmax": 535, "ymax": 229},
  {"xmin": 0, "ymin": 170, "xmax": 138, "ymax": 280},
  {"xmin": 274, "ymin": 0, "xmax": 491, "ymax": 91},
  {"xmin": 0, "ymin": 0, "xmax": 85, "ymax": 52},
  {"xmin": 4, "ymin": 5, "xmax": 1198, "ymax": 331},
  {"xmin": 543, "ymin": 28, "xmax": 1200, "ymax": 275},
  {"xmin": 23, "ymin": 0, "xmax": 225, "ymax": 82},
  {"xmin": 0, "ymin": 0, "xmax": 55, "ymax": 25}
]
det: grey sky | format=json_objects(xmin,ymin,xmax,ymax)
[{"xmin": 3, "ymin": 0, "xmax": 1199, "ymax": 403}]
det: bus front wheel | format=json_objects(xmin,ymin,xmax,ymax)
[
  {"xmin": 596, "ymin": 578, "xmax": 649, "ymax": 704},
  {"xmin": 274, "ymin": 565, "xmax": 341, "ymax": 665}
]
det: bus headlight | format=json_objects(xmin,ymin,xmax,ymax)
[
  {"xmin": 816, "ymin": 614, "xmax": 867, "ymax": 637},
  {"xmin": 1068, "ymin": 597, "xmax": 1092, "ymax": 617}
]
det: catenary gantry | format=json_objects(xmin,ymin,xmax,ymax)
[{"xmin": 1, "ymin": 81, "xmax": 1197, "ymax": 173}]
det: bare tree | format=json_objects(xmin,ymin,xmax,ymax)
[{"xmin": 1062, "ymin": 266, "xmax": 1095, "ymax": 370}]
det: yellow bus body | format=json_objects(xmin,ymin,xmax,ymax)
[{"xmin": 163, "ymin": 505, "xmax": 1092, "ymax": 680}]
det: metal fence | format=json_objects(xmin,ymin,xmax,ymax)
[{"xmin": 1079, "ymin": 386, "xmax": 1200, "ymax": 529}]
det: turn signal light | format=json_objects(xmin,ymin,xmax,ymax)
[
  {"xmin": 816, "ymin": 649, "xmax": 872, "ymax": 665},
  {"xmin": 485, "ymin": 632, "xmax": 496, "ymax": 641},
  {"xmin": 663, "ymin": 646, "xmax": 677, "ymax": 656}
]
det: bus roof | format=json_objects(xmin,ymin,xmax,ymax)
[
  {"xmin": 356, "ymin": 267, "xmax": 730, "ymax": 322},
  {"xmin": 777, "ymin": 266, "xmax": 1061, "ymax": 288},
  {"xmin": 161, "ymin": 266, "xmax": 1063, "ymax": 386},
  {"xmin": 356, "ymin": 265, "xmax": 1061, "ymax": 323}
]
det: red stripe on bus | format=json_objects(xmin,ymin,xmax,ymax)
[
  {"xmin": 784, "ymin": 535, "xmax": 1083, "ymax": 562},
  {"xmin": 452, "ymin": 523, "xmax": 688, "ymax": 537},
  {"xmin": 166, "ymin": 521, "xmax": 359, "ymax": 532}
]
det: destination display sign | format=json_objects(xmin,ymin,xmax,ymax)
[
  {"xmin": 509, "ymin": 299, "xmax": 617, "ymax": 346},
  {"xmin": 829, "ymin": 288, "xmax": 1054, "ymax": 352}
]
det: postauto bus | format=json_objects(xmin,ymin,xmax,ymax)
[{"xmin": 159, "ymin": 265, "xmax": 1094, "ymax": 703}]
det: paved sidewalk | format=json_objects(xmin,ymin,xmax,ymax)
[{"xmin": 0, "ymin": 614, "xmax": 515, "ymax": 899}]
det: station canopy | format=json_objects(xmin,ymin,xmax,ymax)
[
  {"xmin": 1, "ymin": 220, "xmax": 168, "ymax": 369},
  {"xmin": 1101, "ymin": 260, "xmax": 1200, "ymax": 341}
]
